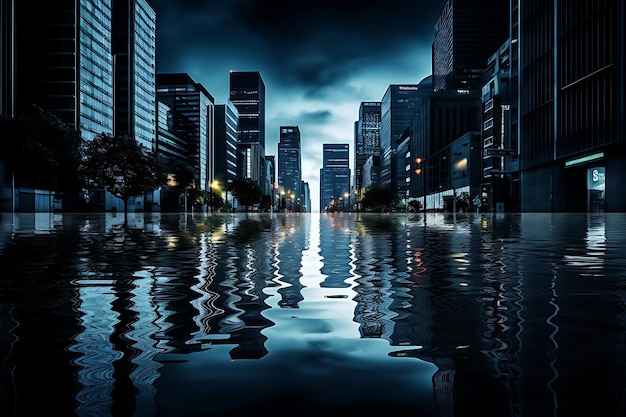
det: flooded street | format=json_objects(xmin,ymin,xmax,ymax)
[{"xmin": 0, "ymin": 212, "xmax": 625, "ymax": 417}]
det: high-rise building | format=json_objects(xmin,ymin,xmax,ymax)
[
  {"xmin": 214, "ymin": 100, "xmax": 239, "ymax": 203},
  {"xmin": 320, "ymin": 144, "xmax": 350, "ymax": 212},
  {"xmin": 432, "ymin": 0, "xmax": 509, "ymax": 92},
  {"xmin": 354, "ymin": 102, "xmax": 381, "ymax": 194},
  {"xmin": 278, "ymin": 126, "xmax": 302, "ymax": 211},
  {"xmin": 156, "ymin": 73, "xmax": 215, "ymax": 192},
  {"xmin": 519, "ymin": 0, "xmax": 626, "ymax": 212},
  {"xmin": 229, "ymin": 71, "xmax": 266, "ymax": 185},
  {"xmin": 380, "ymin": 85, "xmax": 423, "ymax": 191},
  {"xmin": 112, "ymin": 0, "xmax": 157, "ymax": 150},
  {"xmin": 14, "ymin": 1, "xmax": 115, "ymax": 140}
]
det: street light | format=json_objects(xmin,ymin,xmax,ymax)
[{"xmin": 414, "ymin": 157, "xmax": 426, "ymax": 212}]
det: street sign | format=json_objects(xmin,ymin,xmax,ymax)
[
  {"xmin": 473, "ymin": 196, "xmax": 481, "ymax": 207},
  {"xmin": 484, "ymin": 148, "xmax": 516, "ymax": 157}
]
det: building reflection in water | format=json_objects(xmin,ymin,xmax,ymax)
[{"xmin": 0, "ymin": 212, "xmax": 625, "ymax": 416}]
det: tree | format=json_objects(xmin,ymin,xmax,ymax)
[
  {"xmin": 360, "ymin": 185, "xmax": 396, "ymax": 212},
  {"xmin": 229, "ymin": 177, "xmax": 262, "ymax": 212},
  {"xmin": 162, "ymin": 157, "xmax": 196, "ymax": 211},
  {"xmin": 0, "ymin": 105, "xmax": 81, "ymax": 210},
  {"xmin": 79, "ymin": 133, "xmax": 168, "ymax": 223}
]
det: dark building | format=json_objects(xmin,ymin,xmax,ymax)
[
  {"xmin": 229, "ymin": 71, "xmax": 266, "ymax": 186},
  {"xmin": 14, "ymin": 1, "xmax": 115, "ymax": 140},
  {"xmin": 278, "ymin": 126, "xmax": 302, "ymax": 212},
  {"xmin": 354, "ymin": 102, "xmax": 381, "ymax": 195},
  {"xmin": 380, "ymin": 85, "xmax": 423, "ymax": 192},
  {"xmin": 111, "ymin": 0, "xmax": 157, "ymax": 150},
  {"xmin": 432, "ymin": 0, "xmax": 510, "ymax": 92},
  {"xmin": 410, "ymin": 80, "xmax": 481, "ymax": 211},
  {"xmin": 5, "ymin": 0, "xmax": 156, "ymax": 212},
  {"xmin": 519, "ymin": 0, "xmax": 626, "ymax": 212},
  {"xmin": 320, "ymin": 144, "xmax": 350, "ymax": 212},
  {"xmin": 481, "ymin": 38, "xmax": 520, "ymax": 213},
  {"xmin": 156, "ymin": 73, "xmax": 215, "ymax": 192}
]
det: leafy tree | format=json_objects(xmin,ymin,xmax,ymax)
[
  {"xmin": 79, "ymin": 133, "xmax": 168, "ymax": 222},
  {"xmin": 0, "ymin": 105, "xmax": 81, "ymax": 209},
  {"xmin": 162, "ymin": 157, "xmax": 196, "ymax": 211},
  {"xmin": 229, "ymin": 176, "xmax": 262, "ymax": 212},
  {"xmin": 360, "ymin": 185, "xmax": 396, "ymax": 212}
]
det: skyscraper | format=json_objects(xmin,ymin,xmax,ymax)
[
  {"xmin": 432, "ymin": 0, "xmax": 509, "ymax": 92},
  {"xmin": 112, "ymin": 0, "xmax": 157, "ymax": 150},
  {"xmin": 355, "ymin": 102, "xmax": 381, "ymax": 194},
  {"xmin": 15, "ymin": 0, "xmax": 115, "ymax": 140},
  {"xmin": 379, "ymin": 85, "xmax": 423, "ymax": 191},
  {"xmin": 156, "ymin": 73, "xmax": 215, "ymax": 192},
  {"xmin": 214, "ymin": 100, "xmax": 239, "ymax": 201},
  {"xmin": 320, "ymin": 144, "xmax": 350, "ymax": 212},
  {"xmin": 278, "ymin": 126, "xmax": 302, "ymax": 211},
  {"xmin": 229, "ymin": 71, "xmax": 266, "ymax": 185}
]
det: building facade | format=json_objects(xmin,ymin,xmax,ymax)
[
  {"xmin": 214, "ymin": 100, "xmax": 239, "ymax": 207},
  {"xmin": 112, "ymin": 0, "xmax": 157, "ymax": 150},
  {"xmin": 229, "ymin": 71, "xmax": 266, "ymax": 186},
  {"xmin": 156, "ymin": 73, "xmax": 215, "ymax": 192},
  {"xmin": 432, "ymin": 0, "xmax": 510, "ymax": 92},
  {"xmin": 379, "ymin": 85, "xmax": 423, "ymax": 192},
  {"xmin": 355, "ymin": 102, "xmax": 381, "ymax": 195},
  {"xmin": 278, "ymin": 126, "xmax": 302, "ymax": 211},
  {"xmin": 320, "ymin": 144, "xmax": 350, "ymax": 212},
  {"xmin": 519, "ymin": 0, "xmax": 626, "ymax": 212}
]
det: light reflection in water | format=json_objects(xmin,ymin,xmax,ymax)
[{"xmin": 0, "ymin": 212, "xmax": 625, "ymax": 417}]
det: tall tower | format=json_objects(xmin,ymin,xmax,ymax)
[
  {"xmin": 355, "ymin": 102, "xmax": 381, "ymax": 193},
  {"xmin": 320, "ymin": 144, "xmax": 350, "ymax": 212},
  {"xmin": 278, "ymin": 126, "xmax": 302, "ymax": 211},
  {"xmin": 156, "ymin": 73, "xmax": 215, "ymax": 191},
  {"xmin": 229, "ymin": 71, "xmax": 266, "ymax": 184},
  {"xmin": 14, "ymin": 0, "xmax": 115, "ymax": 140},
  {"xmin": 112, "ymin": 0, "xmax": 157, "ymax": 150},
  {"xmin": 380, "ymin": 85, "xmax": 422, "ymax": 190},
  {"xmin": 432, "ymin": 0, "xmax": 509, "ymax": 92},
  {"xmin": 214, "ymin": 100, "xmax": 239, "ymax": 197}
]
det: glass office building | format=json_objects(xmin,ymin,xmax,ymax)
[
  {"xmin": 113, "ymin": 0, "xmax": 157, "ymax": 150},
  {"xmin": 157, "ymin": 73, "xmax": 215, "ymax": 191},
  {"xmin": 278, "ymin": 126, "xmax": 302, "ymax": 210}
]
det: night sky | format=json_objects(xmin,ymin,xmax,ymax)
[{"xmin": 148, "ymin": 0, "xmax": 447, "ymax": 209}]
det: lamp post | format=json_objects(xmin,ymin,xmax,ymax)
[
  {"xmin": 415, "ymin": 157, "xmax": 426, "ymax": 212},
  {"xmin": 344, "ymin": 192, "xmax": 350, "ymax": 212}
]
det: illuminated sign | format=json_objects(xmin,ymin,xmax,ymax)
[{"xmin": 565, "ymin": 152, "xmax": 604, "ymax": 167}]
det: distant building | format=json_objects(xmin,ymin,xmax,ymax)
[
  {"xmin": 320, "ymin": 144, "xmax": 350, "ymax": 212},
  {"xmin": 355, "ymin": 102, "xmax": 381, "ymax": 194},
  {"xmin": 278, "ymin": 126, "xmax": 302, "ymax": 211}
]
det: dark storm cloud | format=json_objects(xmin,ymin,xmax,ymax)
[{"xmin": 149, "ymin": 0, "xmax": 445, "ymax": 95}]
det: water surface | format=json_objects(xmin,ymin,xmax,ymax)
[{"xmin": 0, "ymin": 212, "xmax": 625, "ymax": 416}]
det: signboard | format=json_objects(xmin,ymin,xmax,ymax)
[
  {"xmin": 484, "ymin": 148, "xmax": 516, "ymax": 157},
  {"xmin": 587, "ymin": 167, "xmax": 605, "ymax": 191}
]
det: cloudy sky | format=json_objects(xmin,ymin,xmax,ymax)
[{"xmin": 148, "ymin": 0, "xmax": 446, "ymax": 211}]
